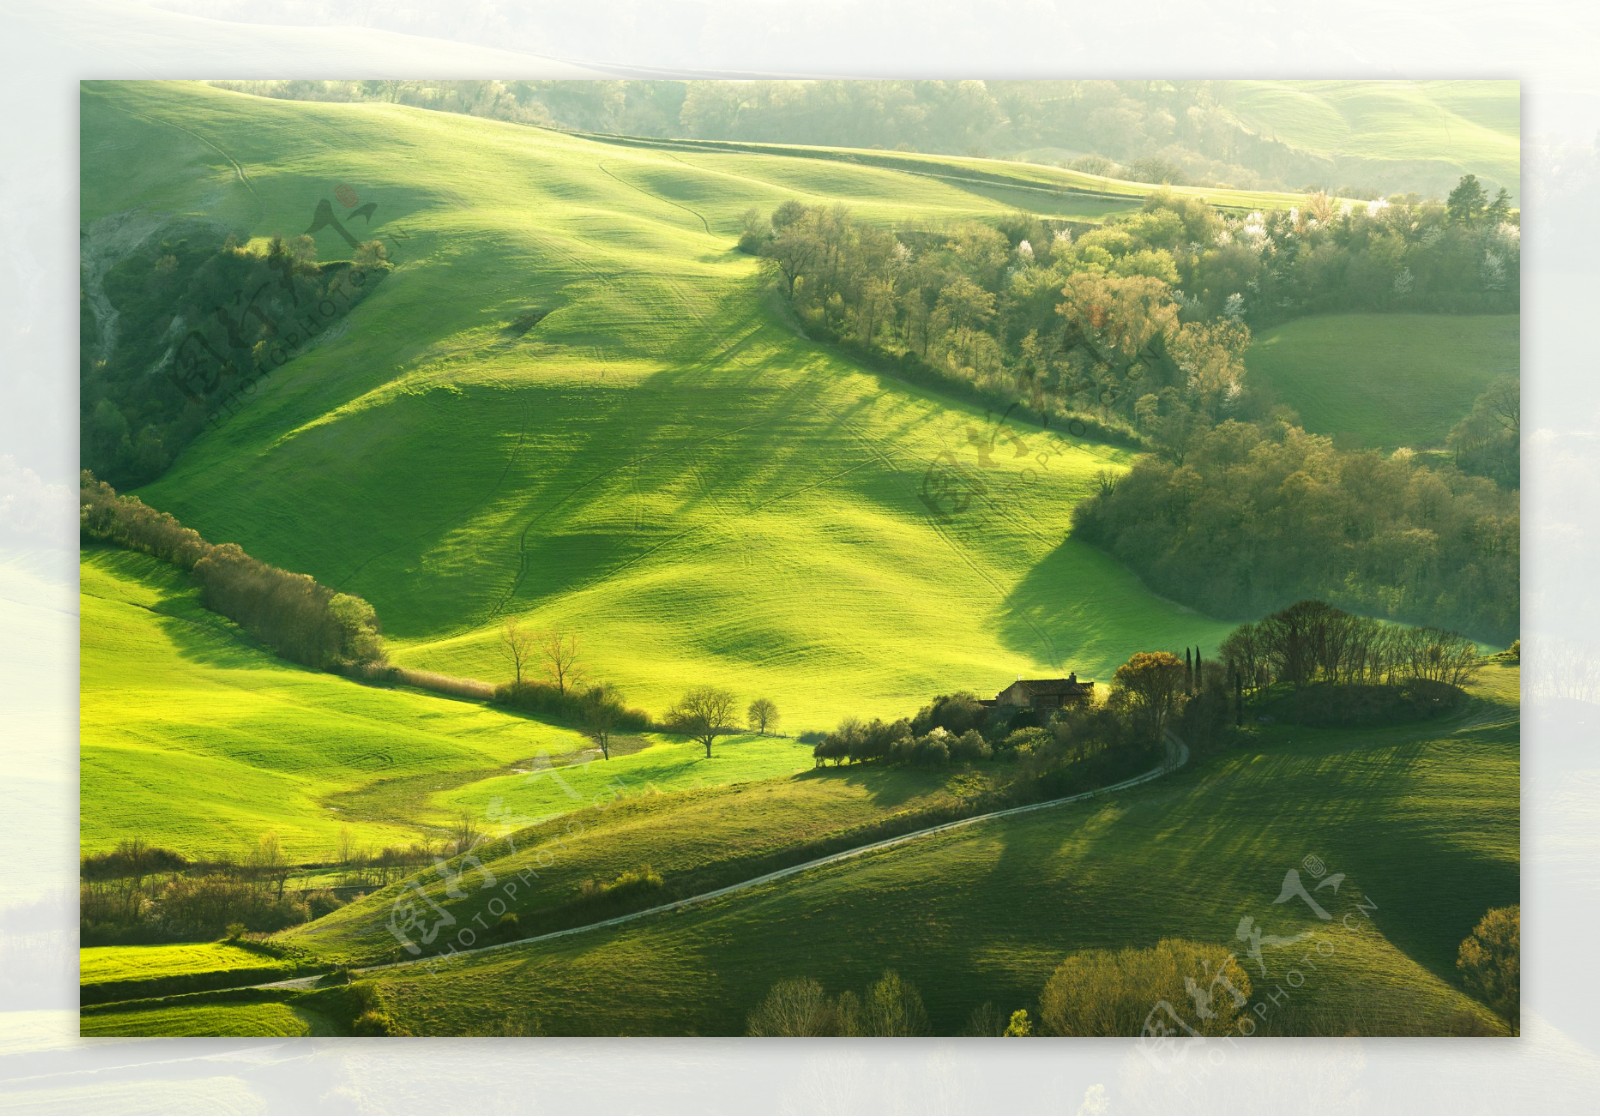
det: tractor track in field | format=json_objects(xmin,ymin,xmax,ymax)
[
  {"xmin": 595, "ymin": 161, "xmax": 712, "ymax": 235},
  {"xmin": 167, "ymin": 734, "xmax": 1189, "ymax": 1000}
]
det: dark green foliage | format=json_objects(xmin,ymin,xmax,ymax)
[
  {"xmin": 1447, "ymin": 376, "xmax": 1519, "ymax": 487},
  {"xmin": 910, "ymin": 692, "xmax": 988, "ymax": 737},
  {"xmin": 494, "ymin": 680, "xmax": 650, "ymax": 732},
  {"xmin": 1073, "ymin": 421, "xmax": 1519, "ymax": 641},
  {"xmin": 1221, "ymin": 600, "xmax": 1483, "ymax": 691},
  {"xmin": 82, "ymin": 226, "xmax": 387, "ymax": 487},
  {"xmin": 81, "ymin": 473, "xmax": 386, "ymax": 670}
]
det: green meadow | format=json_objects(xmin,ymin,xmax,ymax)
[
  {"xmin": 80, "ymin": 942, "xmax": 291, "ymax": 985},
  {"xmin": 1246, "ymin": 314, "xmax": 1519, "ymax": 449}
]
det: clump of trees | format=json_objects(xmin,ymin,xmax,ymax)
[
  {"xmin": 1457, "ymin": 905, "xmax": 1519, "ymax": 1029},
  {"xmin": 747, "ymin": 969, "xmax": 930, "ymax": 1037},
  {"xmin": 810, "ymin": 646, "xmax": 1234, "ymax": 787},
  {"xmin": 80, "ymin": 472, "xmax": 386, "ymax": 670},
  {"xmin": 1038, "ymin": 939, "xmax": 1252, "ymax": 1036},
  {"xmin": 1073, "ymin": 420, "xmax": 1519, "ymax": 642},
  {"xmin": 1218, "ymin": 600, "xmax": 1483, "ymax": 726},
  {"xmin": 1222, "ymin": 600, "xmax": 1482, "ymax": 691},
  {"xmin": 491, "ymin": 624, "xmax": 650, "ymax": 756},
  {"xmin": 83, "ymin": 228, "xmax": 389, "ymax": 488},
  {"xmin": 493, "ymin": 679, "xmax": 650, "ymax": 741}
]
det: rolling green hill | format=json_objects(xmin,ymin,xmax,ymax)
[
  {"xmin": 1225, "ymin": 80, "xmax": 1520, "ymax": 199},
  {"xmin": 81, "ymin": 546, "xmax": 825, "ymax": 861},
  {"xmin": 1246, "ymin": 313, "xmax": 1519, "ymax": 449},
  {"xmin": 84, "ymin": 80, "xmax": 1239, "ymax": 735}
]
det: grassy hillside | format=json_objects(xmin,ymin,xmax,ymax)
[
  {"xmin": 85, "ymin": 80, "xmax": 1238, "ymax": 733},
  {"xmin": 82, "ymin": 546, "xmax": 828, "ymax": 862},
  {"xmin": 362, "ymin": 665, "xmax": 1517, "ymax": 1036},
  {"xmin": 1226, "ymin": 80, "xmax": 1520, "ymax": 199},
  {"xmin": 1246, "ymin": 314, "xmax": 1520, "ymax": 449},
  {"xmin": 283, "ymin": 762, "xmax": 1008, "ymax": 964},
  {"xmin": 80, "ymin": 998, "xmax": 338, "ymax": 1038},
  {"xmin": 80, "ymin": 546, "xmax": 594, "ymax": 860}
]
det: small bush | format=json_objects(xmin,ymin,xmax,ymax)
[{"xmin": 351, "ymin": 1010, "xmax": 400, "ymax": 1037}]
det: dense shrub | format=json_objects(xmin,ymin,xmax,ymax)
[
  {"xmin": 1457, "ymin": 905, "xmax": 1519, "ymax": 1027},
  {"xmin": 493, "ymin": 679, "xmax": 650, "ymax": 731},
  {"xmin": 1039, "ymin": 939, "xmax": 1252, "ymax": 1036}
]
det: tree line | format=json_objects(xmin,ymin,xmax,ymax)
[
  {"xmin": 746, "ymin": 181, "xmax": 1515, "ymax": 462},
  {"xmin": 80, "ymin": 472, "xmax": 385, "ymax": 671}
]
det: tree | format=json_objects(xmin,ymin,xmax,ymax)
[
  {"xmin": 746, "ymin": 977, "xmax": 842, "ymax": 1036},
  {"xmin": 1447, "ymin": 174, "xmax": 1489, "ymax": 224},
  {"xmin": 669, "ymin": 686, "xmax": 738, "ymax": 757},
  {"xmin": 863, "ymin": 970, "xmax": 929, "ymax": 1036},
  {"xmin": 247, "ymin": 833, "xmax": 290, "ymax": 902},
  {"xmin": 1003, "ymin": 1009, "xmax": 1034, "ymax": 1037},
  {"xmin": 1040, "ymin": 940, "xmax": 1250, "ymax": 1036},
  {"xmin": 500, "ymin": 618, "xmax": 535, "ymax": 684},
  {"xmin": 449, "ymin": 810, "xmax": 481, "ymax": 857},
  {"xmin": 582, "ymin": 683, "xmax": 626, "ymax": 760},
  {"xmin": 540, "ymin": 630, "xmax": 581, "ymax": 695},
  {"xmin": 746, "ymin": 697, "xmax": 779, "ymax": 736},
  {"xmin": 1457, "ymin": 905, "xmax": 1518, "ymax": 1027},
  {"xmin": 1112, "ymin": 651, "xmax": 1187, "ymax": 742}
]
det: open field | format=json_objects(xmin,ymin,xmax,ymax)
[
  {"xmin": 1245, "ymin": 314, "xmax": 1520, "ymax": 449},
  {"xmin": 80, "ymin": 942, "xmax": 291, "ymax": 986},
  {"xmin": 85, "ymin": 80, "xmax": 1238, "ymax": 735},
  {"xmin": 79, "ymin": 998, "xmax": 338, "ymax": 1038}
]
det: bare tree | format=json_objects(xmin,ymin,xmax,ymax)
[
  {"xmin": 500, "ymin": 618, "xmax": 535, "ymax": 684},
  {"xmin": 248, "ymin": 832, "xmax": 290, "ymax": 902},
  {"xmin": 541, "ymin": 630, "xmax": 581, "ymax": 695},
  {"xmin": 582, "ymin": 683, "xmax": 625, "ymax": 761},
  {"xmin": 670, "ymin": 686, "xmax": 738, "ymax": 758},
  {"xmin": 449, "ymin": 810, "xmax": 481, "ymax": 857},
  {"xmin": 747, "ymin": 697, "xmax": 779, "ymax": 736}
]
